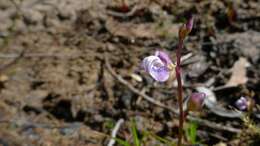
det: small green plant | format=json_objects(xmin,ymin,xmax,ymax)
[
  {"xmin": 113, "ymin": 137, "xmax": 131, "ymax": 146},
  {"xmin": 104, "ymin": 119, "xmax": 116, "ymax": 130},
  {"xmin": 242, "ymin": 115, "xmax": 260, "ymax": 135},
  {"xmin": 185, "ymin": 122, "xmax": 199, "ymax": 145},
  {"xmin": 130, "ymin": 119, "xmax": 141, "ymax": 146},
  {"xmin": 142, "ymin": 131, "xmax": 176, "ymax": 146},
  {"xmin": 113, "ymin": 119, "xmax": 176, "ymax": 146}
]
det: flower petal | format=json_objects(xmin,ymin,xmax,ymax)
[
  {"xmin": 150, "ymin": 65, "xmax": 169, "ymax": 82},
  {"xmin": 155, "ymin": 51, "xmax": 173, "ymax": 66},
  {"xmin": 142, "ymin": 56, "xmax": 170, "ymax": 82},
  {"xmin": 142, "ymin": 56, "xmax": 158, "ymax": 72}
]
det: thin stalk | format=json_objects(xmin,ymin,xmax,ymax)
[{"xmin": 176, "ymin": 38, "xmax": 184, "ymax": 146}]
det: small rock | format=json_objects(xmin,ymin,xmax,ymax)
[
  {"xmin": 94, "ymin": 114, "xmax": 104, "ymax": 122},
  {"xmin": 23, "ymin": 10, "xmax": 43, "ymax": 25}
]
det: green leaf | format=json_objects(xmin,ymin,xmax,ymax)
[
  {"xmin": 131, "ymin": 119, "xmax": 141, "ymax": 146},
  {"xmin": 143, "ymin": 131, "xmax": 176, "ymax": 146},
  {"xmin": 185, "ymin": 122, "xmax": 198, "ymax": 144},
  {"xmin": 113, "ymin": 137, "xmax": 131, "ymax": 146}
]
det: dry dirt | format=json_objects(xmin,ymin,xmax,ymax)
[{"xmin": 0, "ymin": 0, "xmax": 260, "ymax": 146}]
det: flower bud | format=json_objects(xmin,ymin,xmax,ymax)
[
  {"xmin": 188, "ymin": 92, "xmax": 206, "ymax": 112},
  {"xmin": 186, "ymin": 16, "xmax": 194, "ymax": 34},
  {"xmin": 179, "ymin": 24, "xmax": 187, "ymax": 40},
  {"xmin": 178, "ymin": 17, "xmax": 194, "ymax": 40},
  {"xmin": 235, "ymin": 96, "xmax": 255, "ymax": 111}
]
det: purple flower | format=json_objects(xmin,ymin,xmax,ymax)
[
  {"xmin": 188, "ymin": 92, "xmax": 206, "ymax": 111},
  {"xmin": 235, "ymin": 97, "xmax": 248, "ymax": 111},
  {"xmin": 186, "ymin": 17, "xmax": 194, "ymax": 33},
  {"xmin": 142, "ymin": 51, "xmax": 174, "ymax": 82}
]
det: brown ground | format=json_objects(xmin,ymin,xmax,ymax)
[{"xmin": 0, "ymin": 0, "xmax": 260, "ymax": 146}]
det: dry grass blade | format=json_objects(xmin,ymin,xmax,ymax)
[{"xmin": 0, "ymin": 50, "xmax": 24, "ymax": 73}]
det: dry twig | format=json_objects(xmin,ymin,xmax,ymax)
[
  {"xmin": 0, "ymin": 51, "xmax": 24, "ymax": 73},
  {"xmin": 0, "ymin": 52, "xmax": 81, "ymax": 59},
  {"xmin": 106, "ymin": 5, "xmax": 144, "ymax": 18}
]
